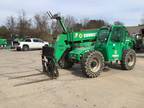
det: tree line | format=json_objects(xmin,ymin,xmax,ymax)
[{"xmin": 0, "ymin": 11, "xmax": 125, "ymax": 42}]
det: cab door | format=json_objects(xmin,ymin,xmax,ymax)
[{"xmin": 107, "ymin": 27, "xmax": 125, "ymax": 62}]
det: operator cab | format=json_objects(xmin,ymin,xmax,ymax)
[{"xmin": 96, "ymin": 25, "xmax": 128, "ymax": 61}]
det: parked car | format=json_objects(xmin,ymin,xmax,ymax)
[{"xmin": 15, "ymin": 38, "xmax": 49, "ymax": 51}]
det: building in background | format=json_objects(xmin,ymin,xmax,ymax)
[{"xmin": 127, "ymin": 25, "xmax": 144, "ymax": 35}]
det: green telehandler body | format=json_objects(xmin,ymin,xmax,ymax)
[{"xmin": 42, "ymin": 12, "xmax": 136, "ymax": 78}]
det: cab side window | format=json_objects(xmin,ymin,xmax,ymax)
[
  {"xmin": 111, "ymin": 28, "xmax": 124, "ymax": 42},
  {"xmin": 98, "ymin": 29, "xmax": 109, "ymax": 43}
]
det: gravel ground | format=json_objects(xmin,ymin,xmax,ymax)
[{"xmin": 0, "ymin": 49, "xmax": 144, "ymax": 108}]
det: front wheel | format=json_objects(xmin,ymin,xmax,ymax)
[
  {"xmin": 121, "ymin": 49, "xmax": 136, "ymax": 70},
  {"xmin": 23, "ymin": 45, "xmax": 29, "ymax": 51},
  {"xmin": 42, "ymin": 56, "xmax": 59, "ymax": 79},
  {"xmin": 81, "ymin": 51, "xmax": 104, "ymax": 78}
]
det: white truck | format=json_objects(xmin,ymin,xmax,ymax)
[{"xmin": 16, "ymin": 38, "xmax": 49, "ymax": 51}]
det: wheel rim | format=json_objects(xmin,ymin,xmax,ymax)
[
  {"xmin": 127, "ymin": 54, "xmax": 135, "ymax": 66},
  {"xmin": 24, "ymin": 46, "xmax": 28, "ymax": 51},
  {"xmin": 89, "ymin": 58, "xmax": 100, "ymax": 73}
]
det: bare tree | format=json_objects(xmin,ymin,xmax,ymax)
[
  {"xmin": 73, "ymin": 23, "xmax": 83, "ymax": 31},
  {"xmin": 0, "ymin": 26, "xmax": 9, "ymax": 39},
  {"xmin": 51, "ymin": 20, "xmax": 60, "ymax": 32},
  {"xmin": 6, "ymin": 16, "xmax": 16, "ymax": 35},
  {"xmin": 34, "ymin": 14, "xmax": 49, "ymax": 35},
  {"xmin": 84, "ymin": 19, "xmax": 106, "ymax": 29},
  {"xmin": 64, "ymin": 15, "xmax": 76, "ymax": 31},
  {"xmin": 17, "ymin": 10, "xmax": 32, "ymax": 37},
  {"xmin": 50, "ymin": 15, "xmax": 77, "ymax": 40},
  {"xmin": 81, "ymin": 18, "xmax": 89, "ymax": 28},
  {"xmin": 4, "ymin": 10, "xmax": 112, "ymax": 41}
]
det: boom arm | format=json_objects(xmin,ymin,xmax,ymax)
[{"xmin": 47, "ymin": 11, "xmax": 68, "ymax": 33}]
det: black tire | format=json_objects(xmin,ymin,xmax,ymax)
[
  {"xmin": 59, "ymin": 59, "xmax": 73, "ymax": 69},
  {"xmin": 42, "ymin": 56, "xmax": 59, "ymax": 79},
  {"xmin": 23, "ymin": 45, "xmax": 29, "ymax": 51},
  {"xmin": 81, "ymin": 51, "xmax": 104, "ymax": 78},
  {"xmin": 46, "ymin": 58, "xmax": 59, "ymax": 78},
  {"xmin": 121, "ymin": 49, "xmax": 136, "ymax": 70},
  {"xmin": 16, "ymin": 47, "xmax": 21, "ymax": 51}
]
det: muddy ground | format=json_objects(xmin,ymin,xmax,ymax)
[{"xmin": 0, "ymin": 49, "xmax": 144, "ymax": 108}]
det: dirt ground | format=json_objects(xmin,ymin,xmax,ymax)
[{"xmin": 0, "ymin": 49, "xmax": 144, "ymax": 108}]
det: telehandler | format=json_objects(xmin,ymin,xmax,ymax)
[{"xmin": 42, "ymin": 12, "xmax": 136, "ymax": 78}]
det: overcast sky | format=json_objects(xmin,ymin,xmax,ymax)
[{"xmin": 0, "ymin": 0, "xmax": 144, "ymax": 26}]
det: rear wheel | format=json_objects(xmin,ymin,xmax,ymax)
[
  {"xmin": 121, "ymin": 49, "xmax": 136, "ymax": 70},
  {"xmin": 81, "ymin": 51, "xmax": 104, "ymax": 78}
]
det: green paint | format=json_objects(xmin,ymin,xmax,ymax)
[
  {"xmin": 51, "ymin": 25, "xmax": 135, "ymax": 64},
  {"xmin": 0, "ymin": 38, "xmax": 7, "ymax": 46},
  {"xmin": 47, "ymin": 14, "xmax": 135, "ymax": 64}
]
